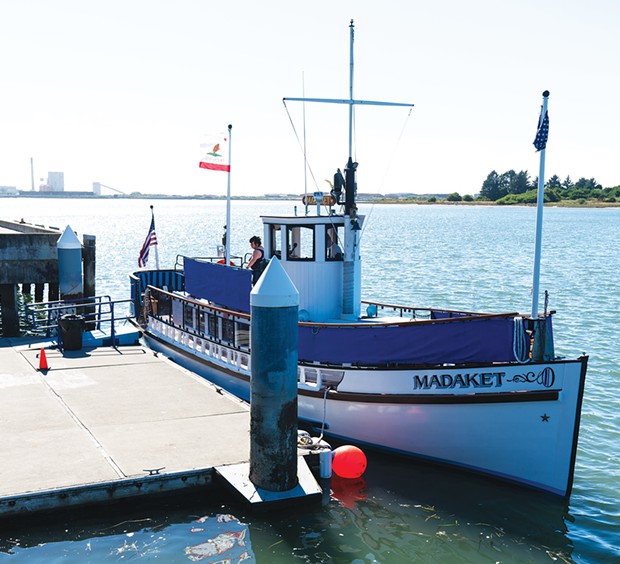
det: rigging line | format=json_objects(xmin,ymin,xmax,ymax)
[
  {"xmin": 377, "ymin": 106, "xmax": 414, "ymax": 194},
  {"xmin": 360, "ymin": 107, "xmax": 414, "ymax": 242},
  {"xmin": 282, "ymin": 100, "xmax": 321, "ymax": 192}
]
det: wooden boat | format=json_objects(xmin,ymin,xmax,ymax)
[{"xmin": 130, "ymin": 21, "xmax": 586, "ymax": 497}]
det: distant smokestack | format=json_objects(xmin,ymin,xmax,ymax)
[{"xmin": 30, "ymin": 158, "xmax": 34, "ymax": 191}]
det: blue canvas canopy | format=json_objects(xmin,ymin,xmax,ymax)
[
  {"xmin": 184, "ymin": 258, "xmax": 252, "ymax": 313},
  {"xmin": 298, "ymin": 315, "xmax": 525, "ymax": 365}
]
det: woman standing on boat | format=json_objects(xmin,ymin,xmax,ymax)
[{"xmin": 247, "ymin": 236, "xmax": 265, "ymax": 284}]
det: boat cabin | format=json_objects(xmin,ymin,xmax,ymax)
[{"xmin": 261, "ymin": 211, "xmax": 364, "ymax": 322}]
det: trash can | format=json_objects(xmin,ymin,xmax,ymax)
[{"xmin": 60, "ymin": 314, "xmax": 84, "ymax": 351}]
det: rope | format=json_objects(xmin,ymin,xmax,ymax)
[
  {"xmin": 512, "ymin": 316, "xmax": 530, "ymax": 363},
  {"xmin": 317, "ymin": 385, "xmax": 332, "ymax": 442},
  {"xmin": 296, "ymin": 385, "xmax": 333, "ymax": 453}
]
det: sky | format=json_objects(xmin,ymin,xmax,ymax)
[{"xmin": 0, "ymin": 0, "xmax": 618, "ymax": 197}]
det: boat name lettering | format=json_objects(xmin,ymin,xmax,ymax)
[{"xmin": 413, "ymin": 372, "xmax": 505, "ymax": 390}]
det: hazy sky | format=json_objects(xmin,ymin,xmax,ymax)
[{"xmin": 1, "ymin": 0, "xmax": 617, "ymax": 197}]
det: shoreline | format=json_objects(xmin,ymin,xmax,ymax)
[{"xmin": 1, "ymin": 194, "xmax": 618, "ymax": 208}]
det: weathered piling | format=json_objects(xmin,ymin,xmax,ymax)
[
  {"xmin": 82, "ymin": 234, "xmax": 97, "ymax": 330},
  {"xmin": 57, "ymin": 226, "xmax": 83, "ymax": 301},
  {"xmin": 0, "ymin": 284, "xmax": 19, "ymax": 337},
  {"xmin": 249, "ymin": 257, "xmax": 299, "ymax": 492}
]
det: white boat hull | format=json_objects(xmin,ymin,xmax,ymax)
[{"xmin": 143, "ymin": 317, "xmax": 586, "ymax": 497}]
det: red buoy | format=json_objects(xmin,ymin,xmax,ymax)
[{"xmin": 332, "ymin": 445, "xmax": 367, "ymax": 479}]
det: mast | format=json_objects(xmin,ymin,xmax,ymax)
[
  {"xmin": 348, "ymin": 19, "xmax": 354, "ymax": 163},
  {"xmin": 283, "ymin": 20, "xmax": 413, "ymax": 319},
  {"xmin": 283, "ymin": 20, "xmax": 414, "ymax": 217},
  {"xmin": 345, "ymin": 19, "xmax": 356, "ymax": 217}
]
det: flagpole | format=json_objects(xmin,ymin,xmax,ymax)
[
  {"xmin": 225, "ymin": 124, "xmax": 232, "ymax": 266},
  {"xmin": 531, "ymin": 90, "xmax": 549, "ymax": 319}
]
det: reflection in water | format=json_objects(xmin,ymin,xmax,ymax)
[
  {"xmin": 0, "ymin": 453, "xmax": 575, "ymax": 562},
  {"xmin": 330, "ymin": 475, "xmax": 369, "ymax": 510},
  {"xmin": 185, "ymin": 514, "xmax": 252, "ymax": 562}
]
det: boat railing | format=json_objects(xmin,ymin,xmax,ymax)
[
  {"xmin": 25, "ymin": 295, "xmax": 135, "ymax": 346},
  {"xmin": 144, "ymin": 285, "xmax": 252, "ymax": 374},
  {"xmin": 130, "ymin": 268, "xmax": 186, "ymax": 321},
  {"xmin": 173, "ymin": 254, "xmax": 245, "ymax": 270},
  {"xmin": 144, "ymin": 285, "xmax": 251, "ymax": 345},
  {"xmin": 361, "ymin": 300, "xmax": 498, "ymax": 320}
]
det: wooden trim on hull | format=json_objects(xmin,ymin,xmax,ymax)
[{"xmin": 323, "ymin": 389, "xmax": 560, "ymax": 404}]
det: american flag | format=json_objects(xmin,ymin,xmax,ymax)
[
  {"xmin": 533, "ymin": 108, "xmax": 549, "ymax": 152},
  {"xmin": 138, "ymin": 212, "xmax": 157, "ymax": 268}
]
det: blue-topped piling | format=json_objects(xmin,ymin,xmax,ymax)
[{"xmin": 249, "ymin": 257, "xmax": 299, "ymax": 492}]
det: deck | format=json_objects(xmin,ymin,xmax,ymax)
[{"xmin": 0, "ymin": 341, "xmax": 252, "ymax": 517}]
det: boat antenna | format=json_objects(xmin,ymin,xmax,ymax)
[
  {"xmin": 302, "ymin": 72, "xmax": 309, "ymax": 216},
  {"xmin": 283, "ymin": 19, "xmax": 414, "ymax": 216}
]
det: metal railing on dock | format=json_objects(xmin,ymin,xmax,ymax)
[{"xmin": 25, "ymin": 295, "xmax": 134, "ymax": 347}]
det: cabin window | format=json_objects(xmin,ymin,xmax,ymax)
[
  {"xmin": 222, "ymin": 317, "xmax": 235, "ymax": 343},
  {"xmin": 183, "ymin": 303, "xmax": 194, "ymax": 329},
  {"xmin": 158, "ymin": 293, "xmax": 171, "ymax": 317},
  {"xmin": 236, "ymin": 321, "xmax": 250, "ymax": 348},
  {"xmin": 269, "ymin": 225, "xmax": 282, "ymax": 259},
  {"xmin": 197, "ymin": 309, "xmax": 205, "ymax": 334},
  {"xmin": 286, "ymin": 225, "xmax": 314, "ymax": 261},
  {"xmin": 207, "ymin": 313, "xmax": 218, "ymax": 338},
  {"xmin": 326, "ymin": 226, "xmax": 343, "ymax": 260}
]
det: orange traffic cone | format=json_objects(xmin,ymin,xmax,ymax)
[{"xmin": 38, "ymin": 348, "xmax": 49, "ymax": 371}]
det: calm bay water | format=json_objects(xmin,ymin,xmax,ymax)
[{"xmin": 0, "ymin": 197, "xmax": 618, "ymax": 563}]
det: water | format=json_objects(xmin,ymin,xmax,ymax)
[{"xmin": 1, "ymin": 198, "xmax": 618, "ymax": 563}]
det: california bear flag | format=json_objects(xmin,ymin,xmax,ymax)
[{"xmin": 199, "ymin": 133, "xmax": 230, "ymax": 172}]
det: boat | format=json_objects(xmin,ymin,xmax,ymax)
[{"xmin": 130, "ymin": 21, "xmax": 587, "ymax": 497}]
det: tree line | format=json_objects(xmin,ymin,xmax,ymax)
[{"xmin": 472, "ymin": 170, "xmax": 620, "ymax": 204}]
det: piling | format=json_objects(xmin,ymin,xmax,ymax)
[
  {"xmin": 0, "ymin": 284, "xmax": 19, "ymax": 337},
  {"xmin": 249, "ymin": 257, "xmax": 300, "ymax": 491},
  {"xmin": 57, "ymin": 226, "xmax": 83, "ymax": 301},
  {"xmin": 82, "ymin": 234, "xmax": 97, "ymax": 329},
  {"xmin": 82, "ymin": 235, "xmax": 96, "ymax": 299}
]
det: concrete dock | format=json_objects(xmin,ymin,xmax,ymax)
[{"xmin": 0, "ymin": 341, "xmax": 254, "ymax": 517}]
